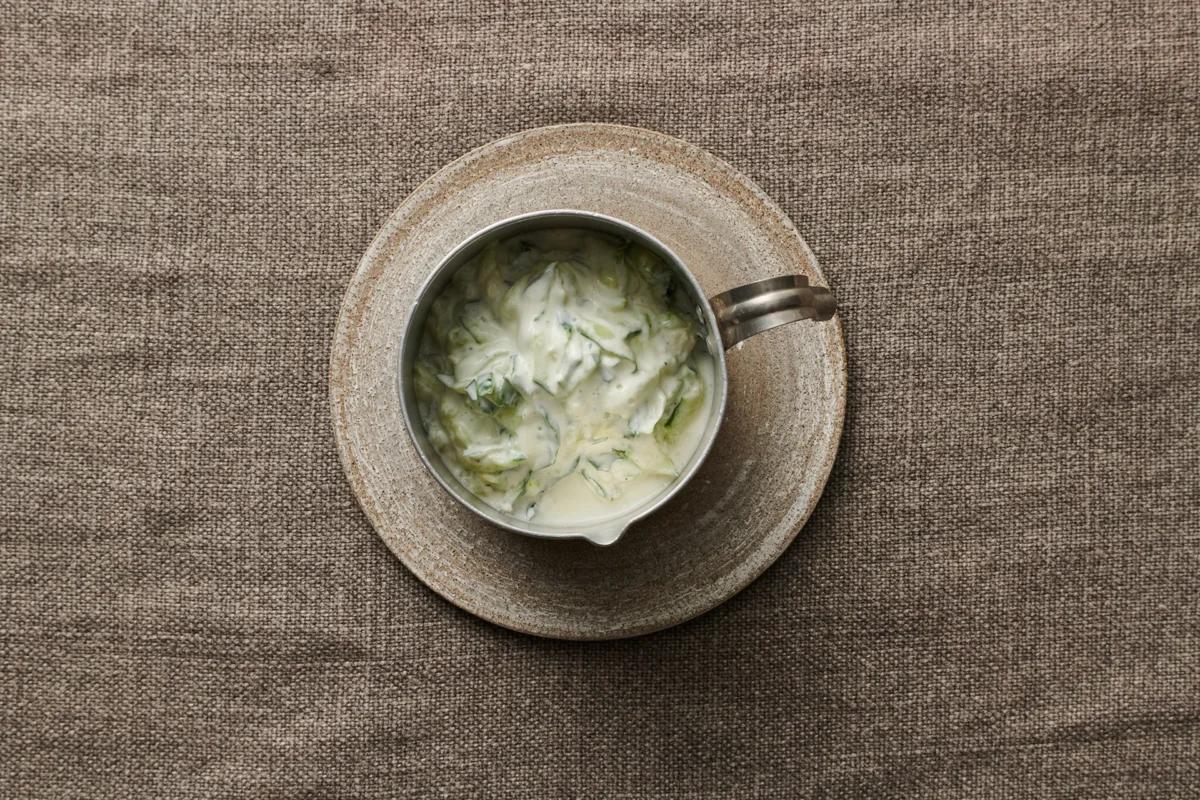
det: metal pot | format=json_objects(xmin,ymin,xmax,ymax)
[{"xmin": 398, "ymin": 210, "xmax": 836, "ymax": 545}]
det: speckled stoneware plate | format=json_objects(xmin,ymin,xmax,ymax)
[{"xmin": 330, "ymin": 123, "xmax": 846, "ymax": 639}]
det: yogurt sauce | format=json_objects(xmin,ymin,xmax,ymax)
[{"xmin": 414, "ymin": 228, "xmax": 714, "ymax": 525}]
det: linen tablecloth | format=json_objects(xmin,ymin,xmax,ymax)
[{"xmin": 3, "ymin": 2, "xmax": 1198, "ymax": 797}]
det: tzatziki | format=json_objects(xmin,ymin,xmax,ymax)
[{"xmin": 413, "ymin": 228, "xmax": 714, "ymax": 525}]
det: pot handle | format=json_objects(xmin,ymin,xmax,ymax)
[{"xmin": 708, "ymin": 275, "xmax": 837, "ymax": 350}]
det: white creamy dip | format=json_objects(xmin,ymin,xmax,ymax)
[{"xmin": 414, "ymin": 228, "xmax": 714, "ymax": 525}]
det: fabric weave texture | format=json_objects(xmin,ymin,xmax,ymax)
[{"xmin": 2, "ymin": 2, "xmax": 1198, "ymax": 797}]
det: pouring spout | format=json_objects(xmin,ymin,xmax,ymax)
[{"xmin": 581, "ymin": 523, "xmax": 627, "ymax": 546}]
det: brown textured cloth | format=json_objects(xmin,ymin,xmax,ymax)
[{"xmin": 3, "ymin": 2, "xmax": 1198, "ymax": 797}]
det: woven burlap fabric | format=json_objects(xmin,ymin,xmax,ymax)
[{"xmin": 3, "ymin": 2, "xmax": 1198, "ymax": 797}]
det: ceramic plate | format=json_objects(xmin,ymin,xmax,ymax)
[{"xmin": 330, "ymin": 123, "xmax": 846, "ymax": 639}]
